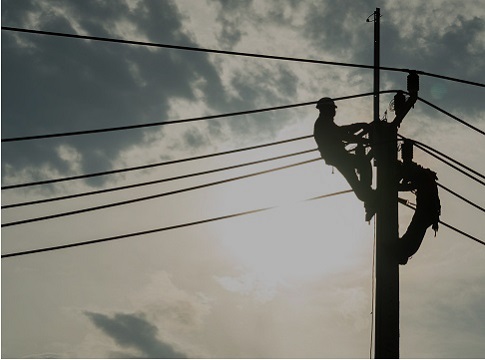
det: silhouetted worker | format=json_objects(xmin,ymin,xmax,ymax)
[{"xmin": 313, "ymin": 97, "xmax": 376, "ymax": 220}]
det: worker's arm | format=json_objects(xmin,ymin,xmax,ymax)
[
  {"xmin": 342, "ymin": 122, "xmax": 369, "ymax": 134},
  {"xmin": 341, "ymin": 122, "xmax": 370, "ymax": 143}
]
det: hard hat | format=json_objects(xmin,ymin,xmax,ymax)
[{"xmin": 316, "ymin": 97, "xmax": 337, "ymax": 110}]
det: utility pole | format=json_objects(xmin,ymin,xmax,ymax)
[{"xmin": 372, "ymin": 7, "xmax": 400, "ymax": 359}]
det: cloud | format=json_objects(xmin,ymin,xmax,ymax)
[
  {"xmin": 1, "ymin": 0, "xmax": 226, "ymax": 185},
  {"xmin": 3, "ymin": 0, "xmax": 484, "ymax": 187},
  {"xmin": 215, "ymin": 272, "xmax": 282, "ymax": 303},
  {"xmin": 2, "ymin": 0, "xmax": 310, "ymax": 189},
  {"xmin": 22, "ymin": 354, "xmax": 66, "ymax": 359},
  {"xmin": 84, "ymin": 311, "xmax": 189, "ymax": 358}
]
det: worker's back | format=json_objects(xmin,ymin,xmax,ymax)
[{"xmin": 313, "ymin": 114, "xmax": 347, "ymax": 166}]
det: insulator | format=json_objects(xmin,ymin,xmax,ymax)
[{"xmin": 407, "ymin": 71, "xmax": 419, "ymax": 94}]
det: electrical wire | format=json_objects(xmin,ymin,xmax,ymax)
[
  {"xmin": 1, "ymin": 90, "xmax": 398, "ymax": 143},
  {"xmin": 413, "ymin": 142, "xmax": 485, "ymax": 187},
  {"xmin": 398, "ymin": 134, "xmax": 485, "ymax": 187},
  {"xmin": 417, "ymin": 96, "xmax": 485, "ymax": 137},
  {"xmin": 4, "ymin": 191, "xmax": 483, "ymax": 258},
  {"xmin": 1, "ymin": 189, "xmax": 353, "ymax": 259},
  {"xmin": 3, "ymin": 26, "xmax": 484, "ymax": 88},
  {"xmin": 2, "ymin": 148, "xmax": 318, "ymax": 209},
  {"xmin": 400, "ymin": 202, "xmax": 485, "ymax": 247},
  {"xmin": 414, "ymin": 70, "xmax": 485, "ymax": 89},
  {"xmin": 437, "ymin": 182, "xmax": 485, "ymax": 214},
  {"xmin": 1, "ymin": 89, "xmax": 395, "ymax": 190},
  {"xmin": 1, "ymin": 100, "xmax": 313, "ymax": 143},
  {"xmin": 2, "ymin": 135, "xmax": 314, "ymax": 190},
  {"xmin": 409, "ymin": 138, "xmax": 485, "ymax": 180},
  {"xmin": 2, "ymin": 157, "xmax": 321, "ymax": 228}
]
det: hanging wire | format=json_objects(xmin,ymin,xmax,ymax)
[
  {"xmin": 2, "ymin": 135, "xmax": 314, "ymax": 190},
  {"xmin": 2, "ymin": 157, "xmax": 321, "ymax": 228},
  {"xmin": 1, "ymin": 189, "xmax": 353, "ymax": 258},
  {"xmin": 3, "ymin": 26, "xmax": 484, "ymax": 88},
  {"xmin": 2, "ymin": 148, "xmax": 318, "ymax": 209},
  {"xmin": 417, "ymin": 97, "xmax": 485, "ymax": 137},
  {"xmin": 1, "ymin": 90, "xmax": 398, "ymax": 143}
]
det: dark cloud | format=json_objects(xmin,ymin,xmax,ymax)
[
  {"xmin": 380, "ymin": 15, "xmax": 485, "ymax": 119},
  {"xmin": 3, "ymin": 0, "xmax": 482, "ymax": 187},
  {"xmin": 302, "ymin": 1, "xmax": 485, "ymax": 119},
  {"xmin": 1, "ymin": 0, "xmax": 305, "ymax": 186},
  {"xmin": 1, "ymin": 0, "xmax": 226, "ymax": 185},
  {"xmin": 214, "ymin": 1, "xmax": 248, "ymax": 49},
  {"xmin": 85, "ymin": 311, "xmax": 188, "ymax": 358}
]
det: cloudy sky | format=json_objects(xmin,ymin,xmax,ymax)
[{"xmin": 2, "ymin": 0, "xmax": 484, "ymax": 358}]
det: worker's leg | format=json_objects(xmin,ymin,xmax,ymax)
[
  {"xmin": 336, "ymin": 155, "xmax": 376, "ymax": 221},
  {"xmin": 335, "ymin": 160, "xmax": 373, "ymax": 203},
  {"xmin": 354, "ymin": 149, "xmax": 373, "ymax": 190}
]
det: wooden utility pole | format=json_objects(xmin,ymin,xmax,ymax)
[{"xmin": 372, "ymin": 7, "xmax": 400, "ymax": 359}]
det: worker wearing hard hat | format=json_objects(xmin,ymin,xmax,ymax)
[{"xmin": 314, "ymin": 97, "xmax": 376, "ymax": 221}]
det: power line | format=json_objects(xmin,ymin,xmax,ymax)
[
  {"xmin": 412, "ymin": 141, "xmax": 485, "ymax": 187},
  {"xmin": 1, "ymin": 100, "xmax": 312, "ymax": 143},
  {"xmin": 0, "ymin": 26, "xmax": 378, "ymax": 69},
  {"xmin": 417, "ymin": 97, "xmax": 485, "ymax": 137},
  {"xmin": 410, "ymin": 138, "xmax": 484, "ymax": 180},
  {"xmin": 2, "ymin": 157, "xmax": 321, "ymax": 228},
  {"xmin": 3, "ymin": 26, "xmax": 484, "ymax": 88},
  {"xmin": 2, "ymin": 135, "xmax": 314, "ymax": 190},
  {"xmin": 439, "ymin": 220, "xmax": 485, "ymax": 247},
  {"xmin": 1, "ymin": 91, "xmax": 397, "ymax": 143},
  {"xmin": 437, "ymin": 182, "xmax": 485, "ymax": 214},
  {"xmin": 415, "ymin": 70, "xmax": 485, "ymax": 89},
  {"xmin": 400, "ymin": 202, "xmax": 485, "ymax": 247},
  {"xmin": 4, "ymin": 190, "xmax": 483, "ymax": 259},
  {"xmin": 2, "ymin": 148, "xmax": 318, "ymax": 209},
  {"xmin": 1, "ymin": 190, "xmax": 353, "ymax": 259},
  {"xmin": 398, "ymin": 135, "xmax": 485, "ymax": 187}
]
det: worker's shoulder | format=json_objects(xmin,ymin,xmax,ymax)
[{"xmin": 315, "ymin": 117, "xmax": 339, "ymax": 131}]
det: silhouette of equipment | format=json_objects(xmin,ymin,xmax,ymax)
[
  {"xmin": 314, "ymin": 78, "xmax": 441, "ymax": 264},
  {"xmin": 398, "ymin": 159, "xmax": 441, "ymax": 265}
]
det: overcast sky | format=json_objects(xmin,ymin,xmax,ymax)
[{"xmin": 2, "ymin": 0, "xmax": 485, "ymax": 358}]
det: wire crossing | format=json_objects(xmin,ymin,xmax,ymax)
[
  {"xmin": 1, "ymin": 157, "xmax": 320, "ymax": 227},
  {"xmin": 3, "ymin": 26, "xmax": 484, "ymax": 88},
  {"xmin": 2, "ymin": 148, "xmax": 318, "ymax": 209},
  {"xmin": 1, "ymin": 190, "xmax": 353, "ymax": 259},
  {"xmin": 1, "ymin": 91, "xmax": 398, "ymax": 143}
]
